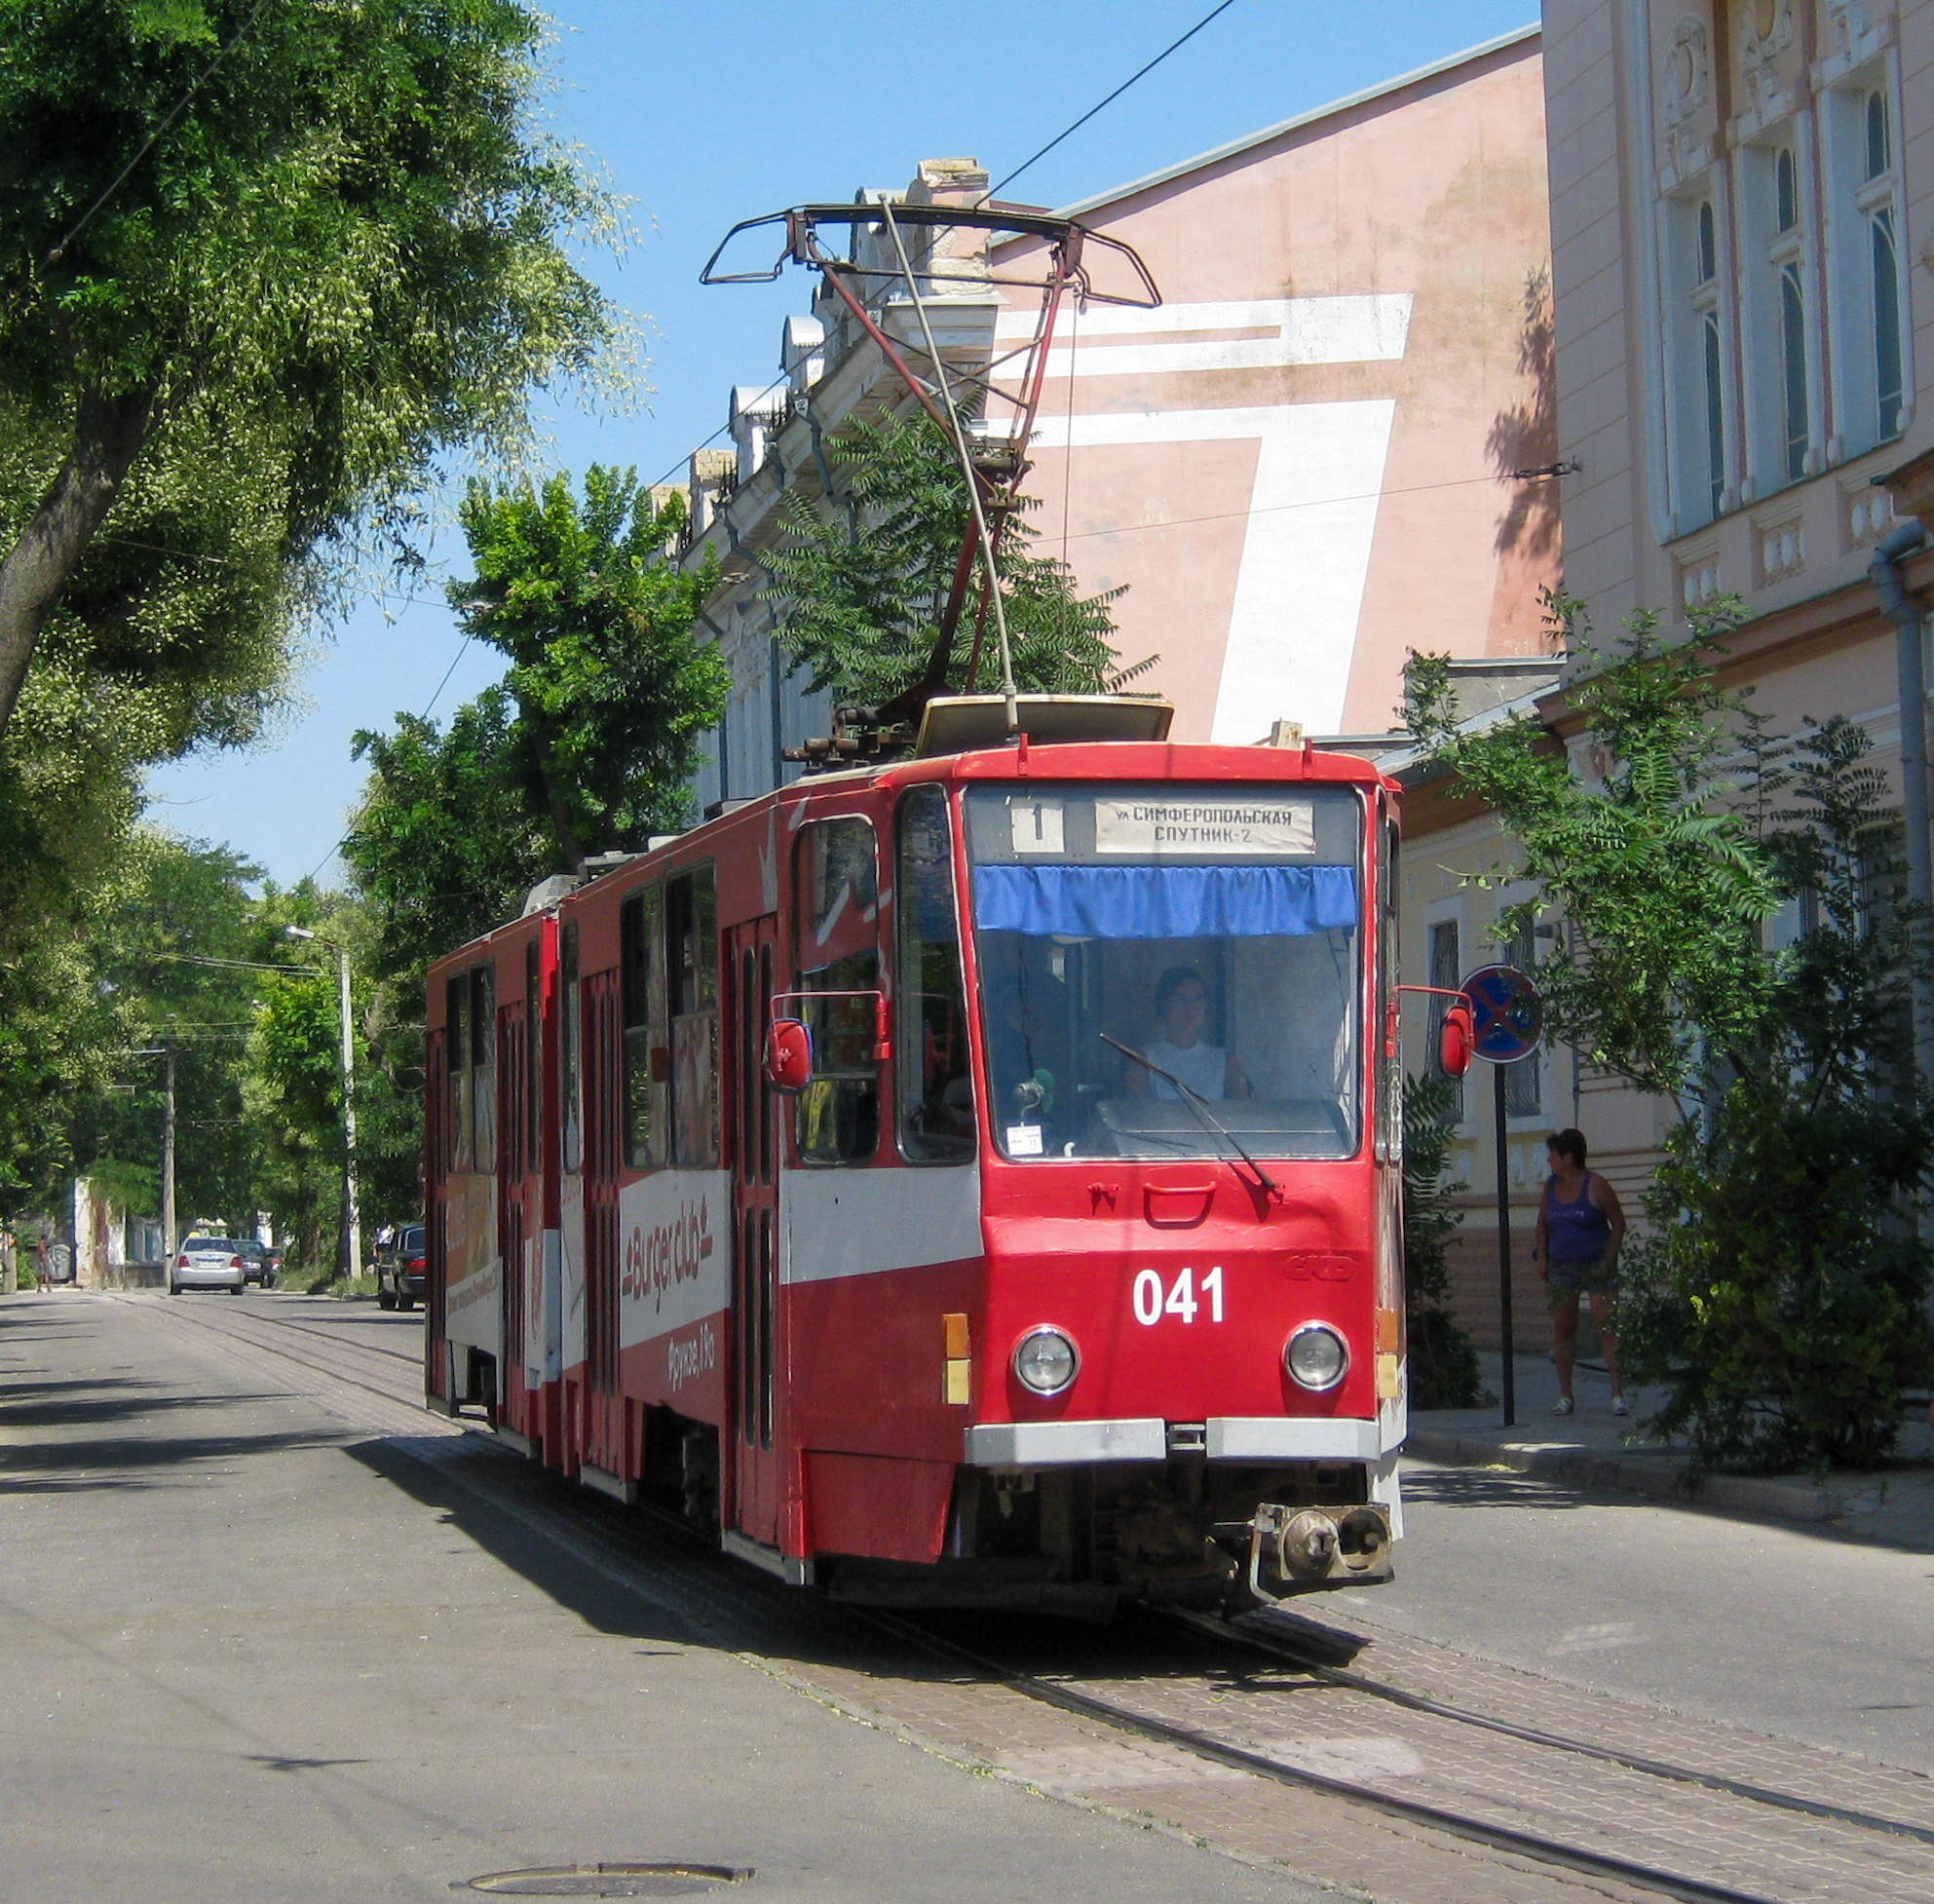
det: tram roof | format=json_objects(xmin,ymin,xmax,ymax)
[{"xmin": 428, "ymin": 737, "xmax": 1394, "ymax": 976}]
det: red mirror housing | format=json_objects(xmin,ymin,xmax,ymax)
[
  {"xmin": 1439, "ymin": 1000, "xmax": 1475, "ymax": 1078},
  {"xmin": 766, "ymin": 1017, "xmax": 814, "ymax": 1094}
]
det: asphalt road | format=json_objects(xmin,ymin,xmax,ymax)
[
  {"xmin": 0, "ymin": 1291, "xmax": 1324, "ymax": 1904},
  {"xmin": 1361, "ymin": 1456, "xmax": 1934, "ymax": 1774}
]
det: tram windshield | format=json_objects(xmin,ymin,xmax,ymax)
[{"xmin": 964, "ymin": 784, "xmax": 1364, "ymax": 1162}]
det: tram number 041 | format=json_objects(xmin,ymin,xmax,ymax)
[{"xmin": 1132, "ymin": 1265, "xmax": 1225, "ymax": 1326}]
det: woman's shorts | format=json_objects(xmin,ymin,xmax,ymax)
[{"xmin": 1547, "ymin": 1256, "xmax": 1615, "ymax": 1297}]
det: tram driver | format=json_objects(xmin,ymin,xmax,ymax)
[{"xmin": 1127, "ymin": 965, "xmax": 1251, "ymax": 1102}]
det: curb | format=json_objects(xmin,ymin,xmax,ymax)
[{"xmin": 1402, "ymin": 1428, "xmax": 1838, "ymax": 1523}]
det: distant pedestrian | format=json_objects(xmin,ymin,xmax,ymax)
[
  {"xmin": 1535, "ymin": 1128, "xmax": 1627, "ymax": 1418},
  {"xmin": 33, "ymin": 1233, "xmax": 51, "ymax": 1294}
]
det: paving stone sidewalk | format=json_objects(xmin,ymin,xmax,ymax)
[{"xmin": 1409, "ymin": 1350, "xmax": 1934, "ymax": 1538}]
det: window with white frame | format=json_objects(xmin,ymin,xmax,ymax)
[
  {"xmin": 1501, "ymin": 916, "xmax": 1542, "ymax": 1119},
  {"xmin": 1660, "ymin": 189, "xmax": 1730, "ymax": 529},
  {"xmin": 1772, "ymin": 145, "xmax": 1810, "ymax": 483},
  {"xmin": 1734, "ymin": 131, "xmax": 1815, "ymax": 496},
  {"xmin": 1822, "ymin": 76, "xmax": 1908, "ymax": 458},
  {"xmin": 1426, "ymin": 914, "xmax": 1465, "ymax": 1123}
]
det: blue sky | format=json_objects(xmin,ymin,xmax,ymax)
[{"xmin": 144, "ymin": 0, "xmax": 1539, "ymax": 888}]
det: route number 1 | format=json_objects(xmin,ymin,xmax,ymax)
[{"xmin": 1133, "ymin": 1265, "xmax": 1225, "ymax": 1326}]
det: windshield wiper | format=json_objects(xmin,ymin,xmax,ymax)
[{"xmin": 1100, "ymin": 1033, "xmax": 1277, "ymax": 1198}]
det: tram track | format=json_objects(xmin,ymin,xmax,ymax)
[
  {"xmin": 129, "ymin": 1291, "xmax": 434, "ymax": 1426},
  {"xmin": 853, "ymin": 1604, "xmax": 1788, "ymax": 1904},
  {"xmin": 128, "ymin": 1288, "xmax": 1934, "ymax": 1904},
  {"xmin": 1169, "ymin": 1604, "xmax": 1934, "ymax": 1851}
]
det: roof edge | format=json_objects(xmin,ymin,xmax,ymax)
[{"xmin": 1050, "ymin": 22, "xmax": 1540, "ymax": 220}]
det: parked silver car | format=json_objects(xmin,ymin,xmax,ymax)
[{"xmin": 171, "ymin": 1236, "xmax": 246, "ymax": 1295}]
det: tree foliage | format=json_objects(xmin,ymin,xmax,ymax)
[
  {"xmin": 0, "ymin": 0, "xmax": 625, "ymax": 739},
  {"xmin": 1401, "ymin": 1073, "xmax": 1484, "ymax": 1410},
  {"xmin": 1406, "ymin": 595, "xmax": 1783, "ymax": 1103},
  {"xmin": 346, "ymin": 687, "xmax": 551, "ymax": 987},
  {"xmin": 1616, "ymin": 718, "xmax": 1934, "ymax": 1470},
  {"xmin": 763, "ymin": 415, "xmax": 1145, "ymax": 707},
  {"xmin": 443, "ymin": 467, "xmax": 728, "ymax": 873},
  {"xmin": 1410, "ymin": 602, "xmax": 1934, "ymax": 1469}
]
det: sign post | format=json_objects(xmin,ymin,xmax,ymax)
[{"xmin": 1461, "ymin": 965, "xmax": 1543, "ymax": 1429}]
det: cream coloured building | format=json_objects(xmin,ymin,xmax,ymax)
[{"xmin": 1392, "ymin": 0, "xmax": 1934, "ymax": 1347}]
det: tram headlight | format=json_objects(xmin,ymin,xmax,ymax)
[
  {"xmin": 1283, "ymin": 1321, "xmax": 1349, "ymax": 1393},
  {"xmin": 1012, "ymin": 1327, "xmax": 1080, "ymax": 1396}
]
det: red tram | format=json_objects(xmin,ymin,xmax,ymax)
[{"xmin": 425, "ymin": 698, "xmax": 1408, "ymax": 1611}]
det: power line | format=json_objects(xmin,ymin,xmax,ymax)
[
  {"xmin": 987, "ymin": 0, "xmax": 1243, "ymax": 200},
  {"xmin": 1055, "ymin": 467, "xmax": 1536, "ymax": 545},
  {"xmin": 48, "ymin": 0, "xmax": 275, "ymax": 263}
]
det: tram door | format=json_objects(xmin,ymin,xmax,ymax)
[
  {"xmin": 497, "ymin": 994, "xmax": 529, "ymax": 1409},
  {"xmin": 726, "ymin": 916, "xmax": 781, "ymax": 1546}
]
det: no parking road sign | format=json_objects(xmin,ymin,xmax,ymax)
[
  {"xmin": 1461, "ymin": 963, "xmax": 1542, "ymax": 1065},
  {"xmin": 1461, "ymin": 963, "xmax": 1542, "ymax": 1434}
]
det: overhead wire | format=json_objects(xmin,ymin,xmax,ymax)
[
  {"xmin": 986, "ymin": 0, "xmax": 1243, "ymax": 200},
  {"xmin": 47, "ymin": 0, "xmax": 275, "ymax": 263}
]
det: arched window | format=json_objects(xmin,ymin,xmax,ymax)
[
  {"xmin": 1702, "ymin": 312, "xmax": 1725, "ymax": 514},
  {"xmin": 1775, "ymin": 148, "xmax": 1800, "ymax": 232},
  {"xmin": 1690, "ymin": 199, "xmax": 1725, "ymax": 514},
  {"xmin": 1865, "ymin": 91, "xmax": 1890, "ymax": 181},
  {"xmin": 1779, "ymin": 262, "xmax": 1808, "ymax": 479},
  {"xmin": 1872, "ymin": 205, "xmax": 1903, "ymax": 435}
]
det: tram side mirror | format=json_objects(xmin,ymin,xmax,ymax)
[
  {"xmin": 766, "ymin": 1018, "xmax": 814, "ymax": 1094},
  {"xmin": 1439, "ymin": 1000, "xmax": 1475, "ymax": 1079}
]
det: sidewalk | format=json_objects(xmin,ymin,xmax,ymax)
[{"xmin": 1407, "ymin": 1350, "xmax": 1934, "ymax": 1539}]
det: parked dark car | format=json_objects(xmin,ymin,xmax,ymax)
[
  {"xmin": 236, "ymin": 1241, "xmax": 280, "ymax": 1288},
  {"xmin": 375, "ymin": 1224, "xmax": 427, "ymax": 1312}
]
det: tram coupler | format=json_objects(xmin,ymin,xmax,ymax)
[{"xmin": 1245, "ymin": 1501, "xmax": 1393, "ymax": 1600}]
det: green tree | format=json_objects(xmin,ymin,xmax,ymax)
[
  {"xmin": 1401, "ymin": 1073, "xmax": 1484, "ymax": 1410},
  {"xmin": 1409, "ymin": 606, "xmax": 1934, "ymax": 1468},
  {"xmin": 763, "ymin": 415, "xmax": 1144, "ymax": 709},
  {"xmin": 0, "ymin": 0, "xmax": 624, "ymax": 741},
  {"xmin": 443, "ymin": 467, "xmax": 728, "ymax": 872},
  {"xmin": 345, "ymin": 687, "xmax": 551, "ymax": 986},
  {"xmin": 1405, "ymin": 595, "xmax": 1783, "ymax": 1103},
  {"xmin": 1616, "ymin": 718, "xmax": 1934, "ymax": 1470}
]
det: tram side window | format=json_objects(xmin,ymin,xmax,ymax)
[
  {"xmin": 896, "ymin": 786, "xmax": 973, "ymax": 1162},
  {"xmin": 560, "ymin": 922, "xmax": 583, "ymax": 1175},
  {"xmin": 795, "ymin": 818, "xmax": 880, "ymax": 1165},
  {"xmin": 621, "ymin": 887, "xmax": 668, "ymax": 1169},
  {"xmin": 471, "ymin": 961, "xmax": 497, "ymax": 1175},
  {"xmin": 446, "ymin": 971, "xmax": 471, "ymax": 1172},
  {"xmin": 525, "ymin": 937, "xmax": 542, "ymax": 1173},
  {"xmin": 666, "ymin": 868, "xmax": 719, "ymax": 1167}
]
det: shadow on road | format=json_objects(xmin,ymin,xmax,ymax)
[{"xmin": 342, "ymin": 1438, "xmax": 705, "ymax": 1650}]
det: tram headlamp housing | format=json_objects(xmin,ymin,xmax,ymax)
[
  {"xmin": 1284, "ymin": 1321, "xmax": 1349, "ymax": 1392},
  {"xmin": 1012, "ymin": 1327, "xmax": 1079, "ymax": 1396}
]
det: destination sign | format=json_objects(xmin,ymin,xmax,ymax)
[{"xmin": 1094, "ymin": 796, "xmax": 1316, "ymax": 857}]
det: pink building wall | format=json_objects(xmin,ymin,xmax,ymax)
[{"xmin": 993, "ymin": 27, "xmax": 1557, "ymax": 743}]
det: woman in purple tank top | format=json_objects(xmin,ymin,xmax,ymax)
[{"xmin": 1534, "ymin": 1127, "xmax": 1628, "ymax": 1419}]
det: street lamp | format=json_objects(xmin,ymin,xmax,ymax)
[{"xmin": 285, "ymin": 927, "xmax": 361, "ymax": 1282}]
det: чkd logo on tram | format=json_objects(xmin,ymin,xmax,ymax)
[{"xmin": 622, "ymin": 1195, "xmax": 715, "ymax": 1313}]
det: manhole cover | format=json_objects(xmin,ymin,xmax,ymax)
[{"xmin": 460, "ymin": 1866, "xmax": 750, "ymax": 1899}]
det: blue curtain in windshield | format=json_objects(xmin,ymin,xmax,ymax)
[{"xmin": 972, "ymin": 863, "xmax": 1356, "ymax": 939}]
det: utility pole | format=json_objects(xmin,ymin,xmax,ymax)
[
  {"xmin": 286, "ymin": 928, "xmax": 361, "ymax": 1281},
  {"xmin": 162, "ymin": 1036, "xmax": 177, "ymax": 1271},
  {"xmin": 336, "ymin": 942, "xmax": 361, "ymax": 1282}
]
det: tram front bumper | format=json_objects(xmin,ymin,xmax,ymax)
[{"xmin": 966, "ymin": 1415, "xmax": 1390, "ymax": 1466}]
